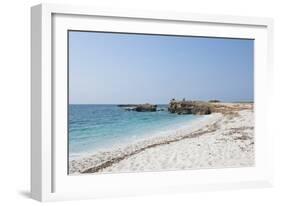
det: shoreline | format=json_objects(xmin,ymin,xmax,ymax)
[
  {"xmin": 69, "ymin": 113, "xmax": 202, "ymax": 161},
  {"xmin": 69, "ymin": 103, "xmax": 254, "ymax": 174}
]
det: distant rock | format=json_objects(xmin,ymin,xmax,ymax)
[
  {"xmin": 117, "ymin": 104, "xmax": 139, "ymax": 107},
  {"xmin": 208, "ymin": 100, "xmax": 221, "ymax": 103},
  {"xmin": 168, "ymin": 100, "xmax": 213, "ymax": 115},
  {"xmin": 120, "ymin": 103, "xmax": 157, "ymax": 112},
  {"xmin": 134, "ymin": 104, "xmax": 157, "ymax": 112}
]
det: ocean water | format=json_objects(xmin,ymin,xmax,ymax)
[{"xmin": 69, "ymin": 104, "xmax": 200, "ymax": 158}]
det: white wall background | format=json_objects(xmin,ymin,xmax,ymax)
[{"xmin": 0, "ymin": 0, "xmax": 280, "ymax": 205}]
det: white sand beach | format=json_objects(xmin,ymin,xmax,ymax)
[{"xmin": 69, "ymin": 103, "xmax": 254, "ymax": 174}]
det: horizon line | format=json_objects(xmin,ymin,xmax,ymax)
[{"xmin": 69, "ymin": 100, "xmax": 254, "ymax": 105}]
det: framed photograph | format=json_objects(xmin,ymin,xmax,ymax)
[{"xmin": 31, "ymin": 3, "xmax": 274, "ymax": 201}]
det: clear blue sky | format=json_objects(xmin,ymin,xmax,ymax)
[{"xmin": 69, "ymin": 31, "xmax": 253, "ymax": 104}]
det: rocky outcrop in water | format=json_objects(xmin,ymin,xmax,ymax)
[
  {"xmin": 134, "ymin": 104, "xmax": 157, "ymax": 112},
  {"xmin": 168, "ymin": 100, "xmax": 212, "ymax": 115},
  {"xmin": 209, "ymin": 100, "xmax": 221, "ymax": 103},
  {"xmin": 118, "ymin": 104, "xmax": 139, "ymax": 107},
  {"xmin": 121, "ymin": 103, "xmax": 157, "ymax": 112}
]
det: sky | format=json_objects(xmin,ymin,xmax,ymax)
[{"xmin": 69, "ymin": 31, "xmax": 254, "ymax": 104}]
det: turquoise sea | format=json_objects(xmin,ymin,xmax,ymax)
[{"xmin": 69, "ymin": 104, "xmax": 199, "ymax": 158}]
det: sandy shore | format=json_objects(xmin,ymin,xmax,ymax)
[{"xmin": 69, "ymin": 103, "xmax": 254, "ymax": 174}]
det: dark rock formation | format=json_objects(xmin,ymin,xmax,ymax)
[
  {"xmin": 134, "ymin": 104, "xmax": 157, "ymax": 112},
  {"xmin": 121, "ymin": 103, "xmax": 157, "ymax": 112},
  {"xmin": 117, "ymin": 104, "xmax": 139, "ymax": 107},
  {"xmin": 209, "ymin": 100, "xmax": 221, "ymax": 103},
  {"xmin": 168, "ymin": 100, "xmax": 213, "ymax": 115}
]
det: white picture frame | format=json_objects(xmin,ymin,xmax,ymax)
[{"xmin": 31, "ymin": 3, "xmax": 274, "ymax": 202}]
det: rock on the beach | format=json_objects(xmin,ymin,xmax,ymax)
[{"xmin": 168, "ymin": 100, "xmax": 213, "ymax": 115}]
